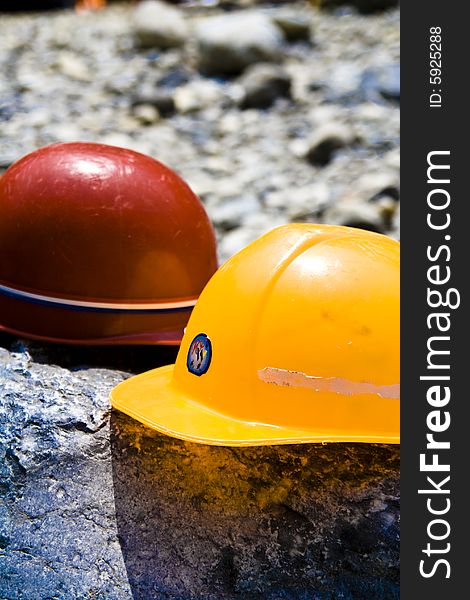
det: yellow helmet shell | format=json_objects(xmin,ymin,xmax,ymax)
[{"xmin": 111, "ymin": 224, "xmax": 400, "ymax": 446}]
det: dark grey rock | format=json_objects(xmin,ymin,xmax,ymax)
[
  {"xmin": 360, "ymin": 172, "xmax": 400, "ymax": 202},
  {"xmin": 361, "ymin": 63, "xmax": 400, "ymax": 103},
  {"xmin": 1, "ymin": 338, "xmax": 399, "ymax": 599},
  {"xmin": 0, "ymin": 341, "xmax": 130, "ymax": 600},
  {"xmin": 210, "ymin": 194, "xmax": 260, "ymax": 230},
  {"xmin": 326, "ymin": 202, "xmax": 386, "ymax": 233},
  {"xmin": 157, "ymin": 67, "xmax": 193, "ymax": 90},
  {"xmin": 324, "ymin": 169, "xmax": 399, "ymax": 232},
  {"xmin": 132, "ymin": 0, "xmax": 188, "ymax": 50},
  {"xmin": 196, "ymin": 12, "xmax": 284, "ymax": 76},
  {"xmin": 305, "ymin": 123, "xmax": 356, "ymax": 167},
  {"xmin": 105, "ymin": 75, "xmax": 139, "ymax": 97},
  {"xmin": 265, "ymin": 183, "xmax": 330, "ymax": 221},
  {"xmin": 112, "ymin": 415, "xmax": 399, "ymax": 600},
  {"xmin": 0, "ymin": 156, "xmax": 14, "ymax": 171},
  {"xmin": 321, "ymin": 63, "xmax": 364, "ymax": 106},
  {"xmin": 323, "ymin": 63, "xmax": 399, "ymax": 107},
  {"xmin": 239, "ymin": 63, "xmax": 292, "ymax": 109},
  {"xmin": 173, "ymin": 79, "xmax": 225, "ymax": 113},
  {"xmin": 131, "ymin": 90, "xmax": 176, "ymax": 117},
  {"xmin": 271, "ymin": 12, "xmax": 312, "ymax": 43},
  {"xmin": 320, "ymin": 0, "xmax": 399, "ymax": 14},
  {"xmin": 132, "ymin": 103, "xmax": 160, "ymax": 125}
]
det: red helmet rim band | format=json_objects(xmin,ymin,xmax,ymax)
[{"xmin": 0, "ymin": 283, "xmax": 197, "ymax": 314}]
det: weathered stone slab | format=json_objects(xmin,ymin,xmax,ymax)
[{"xmin": 0, "ymin": 337, "xmax": 399, "ymax": 599}]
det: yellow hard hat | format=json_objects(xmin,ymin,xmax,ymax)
[{"xmin": 111, "ymin": 224, "xmax": 400, "ymax": 446}]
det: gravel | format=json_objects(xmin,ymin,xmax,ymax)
[
  {"xmin": 195, "ymin": 11, "xmax": 284, "ymax": 75},
  {"xmin": 239, "ymin": 62, "xmax": 292, "ymax": 109},
  {"xmin": 304, "ymin": 121, "xmax": 357, "ymax": 166},
  {"xmin": 132, "ymin": 0, "xmax": 189, "ymax": 49}
]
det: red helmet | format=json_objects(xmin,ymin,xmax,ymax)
[{"xmin": 0, "ymin": 142, "xmax": 217, "ymax": 345}]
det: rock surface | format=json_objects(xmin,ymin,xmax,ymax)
[
  {"xmin": 361, "ymin": 63, "xmax": 400, "ymax": 103},
  {"xmin": 173, "ymin": 79, "xmax": 225, "ymax": 114},
  {"xmin": 133, "ymin": 0, "xmax": 188, "ymax": 49},
  {"xmin": 271, "ymin": 11, "xmax": 312, "ymax": 42},
  {"xmin": 305, "ymin": 122, "xmax": 356, "ymax": 166},
  {"xmin": 195, "ymin": 12, "xmax": 284, "ymax": 75},
  {"xmin": 239, "ymin": 63, "xmax": 292, "ymax": 109},
  {"xmin": 131, "ymin": 89, "xmax": 176, "ymax": 117},
  {"xmin": 0, "ymin": 337, "xmax": 399, "ymax": 599}
]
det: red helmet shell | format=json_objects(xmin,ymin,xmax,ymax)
[{"xmin": 0, "ymin": 142, "xmax": 218, "ymax": 344}]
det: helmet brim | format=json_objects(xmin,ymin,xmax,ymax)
[
  {"xmin": 0, "ymin": 323, "xmax": 182, "ymax": 345},
  {"xmin": 110, "ymin": 366, "xmax": 400, "ymax": 446}
]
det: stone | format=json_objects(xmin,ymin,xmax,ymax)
[
  {"xmin": 361, "ymin": 63, "xmax": 400, "ymax": 103},
  {"xmin": 218, "ymin": 214, "xmax": 285, "ymax": 260},
  {"xmin": 131, "ymin": 90, "xmax": 176, "ymax": 117},
  {"xmin": 133, "ymin": 0, "xmax": 188, "ymax": 49},
  {"xmin": 27, "ymin": 108, "xmax": 52, "ymax": 128},
  {"xmin": 391, "ymin": 203, "xmax": 400, "ymax": 236},
  {"xmin": 157, "ymin": 67, "xmax": 192, "ymax": 90},
  {"xmin": 375, "ymin": 196, "xmax": 398, "ymax": 229},
  {"xmin": 209, "ymin": 194, "xmax": 260, "ymax": 230},
  {"xmin": 323, "ymin": 63, "xmax": 400, "ymax": 106},
  {"xmin": 308, "ymin": 105, "xmax": 344, "ymax": 127},
  {"xmin": 98, "ymin": 133, "xmax": 149, "ymax": 156},
  {"xmin": 239, "ymin": 63, "xmax": 292, "ymax": 109},
  {"xmin": 305, "ymin": 123, "xmax": 356, "ymax": 166},
  {"xmin": 105, "ymin": 74, "xmax": 139, "ymax": 96},
  {"xmin": 322, "ymin": 63, "xmax": 363, "ymax": 105},
  {"xmin": 217, "ymin": 111, "xmax": 244, "ymax": 135},
  {"xmin": 110, "ymin": 413, "xmax": 400, "ymax": 599},
  {"xmin": 0, "ymin": 341, "xmax": 130, "ymax": 599},
  {"xmin": 0, "ymin": 155, "xmax": 15, "ymax": 171},
  {"xmin": 265, "ymin": 182, "xmax": 330, "ymax": 220},
  {"xmin": 55, "ymin": 52, "xmax": 90, "ymax": 81},
  {"xmin": 384, "ymin": 148, "xmax": 400, "ymax": 171},
  {"xmin": 271, "ymin": 12, "xmax": 311, "ymax": 43},
  {"xmin": 46, "ymin": 123, "xmax": 83, "ymax": 143},
  {"xmin": 357, "ymin": 171, "xmax": 400, "ymax": 202},
  {"xmin": 326, "ymin": 201, "xmax": 386, "ymax": 233},
  {"xmin": 132, "ymin": 103, "xmax": 160, "ymax": 125},
  {"xmin": 0, "ymin": 329, "xmax": 399, "ymax": 599},
  {"xmin": 196, "ymin": 12, "xmax": 284, "ymax": 76},
  {"xmin": 173, "ymin": 79, "xmax": 224, "ymax": 113},
  {"xmin": 324, "ymin": 170, "xmax": 399, "ymax": 233}
]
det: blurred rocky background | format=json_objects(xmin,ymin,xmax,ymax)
[
  {"xmin": 0, "ymin": 0, "xmax": 399, "ymax": 262},
  {"xmin": 0, "ymin": 1, "xmax": 400, "ymax": 598}
]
